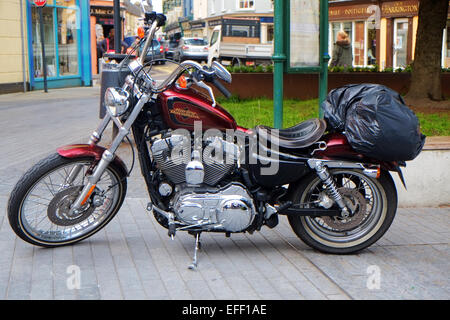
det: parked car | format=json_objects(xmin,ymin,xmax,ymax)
[
  {"xmin": 165, "ymin": 40, "xmax": 179, "ymax": 60},
  {"xmin": 141, "ymin": 39, "xmax": 165, "ymax": 64},
  {"xmin": 173, "ymin": 38, "xmax": 209, "ymax": 63}
]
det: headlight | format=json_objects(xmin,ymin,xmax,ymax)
[{"xmin": 104, "ymin": 87, "xmax": 130, "ymax": 117}]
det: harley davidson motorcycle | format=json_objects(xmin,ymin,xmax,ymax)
[{"xmin": 8, "ymin": 12, "xmax": 402, "ymax": 269}]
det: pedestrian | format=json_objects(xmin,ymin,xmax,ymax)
[
  {"xmin": 330, "ymin": 30, "xmax": 353, "ymax": 68},
  {"xmin": 100, "ymin": 29, "xmax": 129, "ymax": 54}
]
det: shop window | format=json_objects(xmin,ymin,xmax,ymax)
[
  {"xmin": 445, "ymin": 21, "xmax": 450, "ymax": 68},
  {"xmin": 31, "ymin": 2, "xmax": 80, "ymax": 79},
  {"xmin": 32, "ymin": 7, "xmax": 57, "ymax": 78},
  {"xmin": 394, "ymin": 19, "xmax": 408, "ymax": 69},
  {"xmin": 57, "ymin": 8, "xmax": 78, "ymax": 75},
  {"xmin": 267, "ymin": 26, "xmax": 274, "ymax": 44},
  {"xmin": 222, "ymin": 21, "xmax": 260, "ymax": 38},
  {"xmin": 367, "ymin": 28, "xmax": 377, "ymax": 66}
]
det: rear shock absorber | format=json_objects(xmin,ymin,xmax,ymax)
[{"xmin": 309, "ymin": 160, "xmax": 350, "ymax": 218}]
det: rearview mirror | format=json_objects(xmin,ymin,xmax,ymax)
[{"xmin": 212, "ymin": 61, "xmax": 232, "ymax": 84}]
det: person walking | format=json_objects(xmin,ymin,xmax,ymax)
[{"xmin": 330, "ymin": 30, "xmax": 353, "ymax": 68}]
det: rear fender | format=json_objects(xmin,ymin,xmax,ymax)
[
  {"xmin": 56, "ymin": 144, "xmax": 128, "ymax": 178},
  {"xmin": 316, "ymin": 133, "xmax": 407, "ymax": 188}
]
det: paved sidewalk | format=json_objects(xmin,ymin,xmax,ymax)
[{"xmin": 0, "ymin": 87, "xmax": 449, "ymax": 300}]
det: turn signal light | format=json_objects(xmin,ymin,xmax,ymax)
[
  {"xmin": 137, "ymin": 26, "xmax": 145, "ymax": 39},
  {"xmin": 177, "ymin": 76, "xmax": 188, "ymax": 89}
]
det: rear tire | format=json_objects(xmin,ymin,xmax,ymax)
[
  {"xmin": 287, "ymin": 169, "xmax": 397, "ymax": 254},
  {"xmin": 7, "ymin": 153, "xmax": 127, "ymax": 247}
]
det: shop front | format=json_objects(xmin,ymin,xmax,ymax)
[
  {"xmin": 328, "ymin": 0, "xmax": 421, "ymax": 70},
  {"xmin": 27, "ymin": 0, "xmax": 91, "ymax": 90},
  {"xmin": 89, "ymin": 1, "xmax": 127, "ymax": 75}
]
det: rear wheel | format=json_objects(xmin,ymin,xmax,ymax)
[
  {"xmin": 287, "ymin": 169, "xmax": 397, "ymax": 254},
  {"xmin": 7, "ymin": 153, "xmax": 127, "ymax": 247}
]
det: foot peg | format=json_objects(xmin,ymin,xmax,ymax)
[{"xmin": 188, "ymin": 232, "xmax": 201, "ymax": 270}]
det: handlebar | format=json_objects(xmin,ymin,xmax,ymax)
[{"xmin": 212, "ymin": 78, "xmax": 232, "ymax": 98}]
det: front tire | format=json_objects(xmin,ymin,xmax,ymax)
[
  {"xmin": 7, "ymin": 153, "xmax": 127, "ymax": 247},
  {"xmin": 287, "ymin": 169, "xmax": 397, "ymax": 254}
]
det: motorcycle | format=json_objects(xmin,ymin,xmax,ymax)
[{"xmin": 7, "ymin": 12, "xmax": 403, "ymax": 269}]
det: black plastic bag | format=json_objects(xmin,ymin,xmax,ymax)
[{"xmin": 322, "ymin": 83, "xmax": 426, "ymax": 161}]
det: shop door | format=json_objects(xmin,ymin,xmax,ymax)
[
  {"xmin": 354, "ymin": 21, "xmax": 365, "ymax": 66},
  {"xmin": 393, "ymin": 19, "xmax": 408, "ymax": 69}
]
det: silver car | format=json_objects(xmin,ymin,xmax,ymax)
[{"xmin": 174, "ymin": 38, "xmax": 209, "ymax": 63}]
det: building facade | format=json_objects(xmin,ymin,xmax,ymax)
[
  {"xmin": 204, "ymin": 0, "xmax": 274, "ymax": 43},
  {"xmin": 0, "ymin": 0, "xmax": 29, "ymax": 94},
  {"xmin": 0, "ymin": 0, "xmax": 92, "ymax": 93},
  {"xmin": 328, "ymin": 0, "xmax": 450, "ymax": 70}
]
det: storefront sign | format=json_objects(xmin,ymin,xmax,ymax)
[
  {"xmin": 190, "ymin": 21, "xmax": 205, "ymax": 29},
  {"xmin": 33, "ymin": 0, "xmax": 47, "ymax": 7},
  {"xmin": 90, "ymin": 6, "xmax": 124, "ymax": 17},
  {"xmin": 329, "ymin": 1, "xmax": 419, "ymax": 21},
  {"xmin": 208, "ymin": 19, "xmax": 222, "ymax": 27},
  {"xmin": 289, "ymin": 0, "xmax": 320, "ymax": 67},
  {"xmin": 329, "ymin": 4, "xmax": 372, "ymax": 20},
  {"xmin": 382, "ymin": 1, "xmax": 418, "ymax": 17}
]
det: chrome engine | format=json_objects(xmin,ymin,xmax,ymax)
[
  {"xmin": 172, "ymin": 183, "xmax": 256, "ymax": 232},
  {"xmin": 151, "ymin": 134, "xmax": 239, "ymax": 186},
  {"xmin": 150, "ymin": 134, "xmax": 256, "ymax": 232}
]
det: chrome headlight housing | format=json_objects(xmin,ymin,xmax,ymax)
[{"xmin": 104, "ymin": 87, "xmax": 130, "ymax": 117}]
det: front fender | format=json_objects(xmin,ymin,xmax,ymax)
[{"xmin": 56, "ymin": 144, "xmax": 128, "ymax": 177}]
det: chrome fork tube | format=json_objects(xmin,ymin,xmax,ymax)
[
  {"xmin": 88, "ymin": 114, "xmax": 111, "ymax": 145},
  {"xmin": 69, "ymin": 93, "xmax": 151, "ymax": 213}
]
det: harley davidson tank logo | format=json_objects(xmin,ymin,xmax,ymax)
[{"xmin": 169, "ymin": 107, "xmax": 201, "ymax": 120}]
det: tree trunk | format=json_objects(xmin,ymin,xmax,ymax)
[{"xmin": 406, "ymin": 0, "xmax": 448, "ymax": 101}]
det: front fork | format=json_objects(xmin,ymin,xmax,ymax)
[{"xmin": 68, "ymin": 93, "xmax": 152, "ymax": 214}]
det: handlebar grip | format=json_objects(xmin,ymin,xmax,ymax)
[
  {"xmin": 212, "ymin": 78, "xmax": 232, "ymax": 98},
  {"xmin": 156, "ymin": 14, "xmax": 166, "ymax": 27}
]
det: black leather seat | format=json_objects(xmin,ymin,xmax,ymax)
[{"xmin": 255, "ymin": 118, "xmax": 327, "ymax": 149}]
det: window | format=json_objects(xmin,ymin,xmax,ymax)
[
  {"xmin": 57, "ymin": 8, "xmax": 78, "ymax": 75},
  {"xmin": 184, "ymin": 39, "xmax": 207, "ymax": 45},
  {"xmin": 444, "ymin": 21, "xmax": 450, "ymax": 68},
  {"xmin": 210, "ymin": 30, "xmax": 219, "ymax": 46},
  {"xmin": 222, "ymin": 20, "xmax": 260, "ymax": 38},
  {"xmin": 32, "ymin": 7, "xmax": 57, "ymax": 78},
  {"xmin": 393, "ymin": 19, "xmax": 408, "ymax": 68},
  {"xmin": 31, "ymin": 2, "xmax": 80, "ymax": 78},
  {"xmin": 238, "ymin": 0, "xmax": 254, "ymax": 10},
  {"xmin": 330, "ymin": 21, "xmax": 378, "ymax": 67}
]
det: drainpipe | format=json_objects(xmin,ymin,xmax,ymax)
[
  {"xmin": 272, "ymin": 0, "xmax": 285, "ymax": 129},
  {"xmin": 19, "ymin": 0, "xmax": 27, "ymax": 92}
]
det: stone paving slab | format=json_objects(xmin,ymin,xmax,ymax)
[{"xmin": 0, "ymin": 196, "xmax": 449, "ymax": 300}]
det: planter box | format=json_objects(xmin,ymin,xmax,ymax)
[{"xmin": 214, "ymin": 72, "xmax": 450, "ymax": 100}]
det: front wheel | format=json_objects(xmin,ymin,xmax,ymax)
[
  {"xmin": 7, "ymin": 153, "xmax": 127, "ymax": 247},
  {"xmin": 287, "ymin": 169, "xmax": 397, "ymax": 254}
]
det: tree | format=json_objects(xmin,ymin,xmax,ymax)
[{"xmin": 406, "ymin": 0, "xmax": 449, "ymax": 101}]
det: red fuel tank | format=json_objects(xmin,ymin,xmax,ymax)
[{"xmin": 157, "ymin": 87, "xmax": 237, "ymax": 131}]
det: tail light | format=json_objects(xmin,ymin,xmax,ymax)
[
  {"xmin": 182, "ymin": 45, "xmax": 190, "ymax": 50},
  {"xmin": 160, "ymin": 45, "xmax": 163, "ymax": 53}
]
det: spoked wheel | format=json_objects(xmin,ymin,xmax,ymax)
[
  {"xmin": 288, "ymin": 169, "xmax": 397, "ymax": 254},
  {"xmin": 7, "ymin": 153, "xmax": 127, "ymax": 247}
]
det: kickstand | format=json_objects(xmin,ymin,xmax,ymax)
[{"xmin": 188, "ymin": 232, "xmax": 201, "ymax": 270}]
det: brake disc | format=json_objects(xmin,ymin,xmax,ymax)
[
  {"xmin": 321, "ymin": 187, "xmax": 367, "ymax": 231},
  {"xmin": 47, "ymin": 186, "xmax": 95, "ymax": 226}
]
